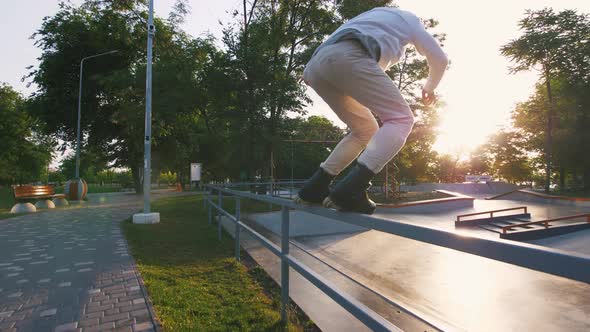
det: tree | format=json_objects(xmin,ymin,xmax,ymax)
[
  {"xmin": 484, "ymin": 130, "xmax": 533, "ymax": 184},
  {"xmin": 0, "ymin": 83, "xmax": 52, "ymax": 185},
  {"xmin": 225, "ymin": 0, "xmax": 339, "ymax": 181},
  {"xmin": 27, "ymin": 0, "xmax": 223, "ymax": 192},
  {"xmin": 432, "ymin": 154, "xmax": 467, "ymax": 183},
  {"xmin": 501, "ymin": 8, "xmax": 590, "ymax": 192}
]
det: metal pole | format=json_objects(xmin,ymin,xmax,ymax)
[
  {"xmin": 207, "ymin": 194, "xmax": 212, "ymax": 225},
  {"xmin": 218, "ymin": 190, "xmax": 222, "ymax": 240},
  {"xmin": 75, "ymin": 59, "xmax": 84, "ymax": 179},
  {"xmin": 143, "ymin": 0, "xmax": 155, "ymax": 213},
  {"xmin": 74, "ymin": 50, "xmax": 118, "ymax": 180},
  {"xmin": 280, "ymin": 206, "xmax": 290, "ymax": 324},
  {"xmin": 235, "ymin": 198, "xmax": 241, "ymax": 261},
  {"xmin": 290, "ymin": 141, "xmax": 294, "ymax": 199}
]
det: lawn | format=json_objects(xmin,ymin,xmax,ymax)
[{"xmin": 122, "ymin": 194, "xmax": 313, "ymax": 332}]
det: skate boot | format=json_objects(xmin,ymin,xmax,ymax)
[
  {"xmin": 323, "ymin": 163, "xmax": 376, "ymax": 214},
  {"xmin": 294, "ymin": 167, "xmax": 334, "ymax": 205}
]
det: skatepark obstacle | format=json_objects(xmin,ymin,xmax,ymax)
[{"xmin": 203, "ymin": 181, "xmax": 590, "ymax": 331}]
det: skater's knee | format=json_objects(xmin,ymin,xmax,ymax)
[{"xmin": 351, "ymin": 121, "xmax": 379, "ymax": 146}]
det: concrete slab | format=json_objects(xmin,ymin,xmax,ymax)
[
  {"xmin": 246, "ymin": 197, "xmax": 590, "ymax": 331},
  {"xmin": 250, "ymin": 210, "xmax": 367, "ymax": 237},
  {"xmin": 220, "ymin": 216, "xmax": 446, "ymax": 332}
]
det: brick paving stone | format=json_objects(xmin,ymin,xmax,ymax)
[
  {"xmin": 0, "ymin": 193, "xmax": 164, "ymax": 332},
  {"xmin": 40, "ymin": 308, "xmax": 57, "ymax": 317},
  {"xmin": 104, "ymin": 308, "xmax": 120, "ymax": 315},
  {"xmin": 114, "ymin": 301, "xmax": 133, "ymax": 309},
  {"xmin": 85, "ymin": 304, "xmax": 113, "ymax": 314},
  {"xmin": 80, "ymin": 311, "xmax": 103, "ymax": 320},
  {"xmin": 0, "ymin": 311, "xmax": 14, "ymax": 318},
  {"xmin": 78, "ymin": 318, "xmax": 100, "ymax": 328},
  {"xmin": 100, "ymin": 298, "xmax": 118, "ymax": 306},
  {"xmin": 0, "ymin": 321, "xmax": 16, "ymax": 330},
  {"xmin": 100, "ymin": 312, "xmax": 129, "ymax": 324},
  {"xmin": 84, "ymin": 322, "xmax": 115, "ymax": 332},
  {"xmin": 118, "ymin": 304, "xmax": 147, "ymax": 314},
  {"xmin": 54, "ymin": 322, "xmax": 78, "ymax": 332}
]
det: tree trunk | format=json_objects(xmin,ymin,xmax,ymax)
[{"xmin": 544, "ymin": 67, "xmax": 554, "ymax": 193}]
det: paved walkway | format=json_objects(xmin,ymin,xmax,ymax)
[{"xmin": 0, "ymin": 193, "xmax": 168, "ymax": 332}]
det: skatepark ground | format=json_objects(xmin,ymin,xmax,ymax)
[{"xmin": 222, "ymin": 187, "xmax": 590, "ymax": 331}]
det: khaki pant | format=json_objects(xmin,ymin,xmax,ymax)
[{"xmin": 303, "ymin": 40, "xmax": 415, "ymax": 175}]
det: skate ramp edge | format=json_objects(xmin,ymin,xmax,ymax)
[
  {"xmin": 400, "ymin": 182, "xmax": 518, "ymax": 195},
  {"xmin": 378, "ymin": 190, "xmax": 474, "ymax": 213},
  {"xmin": 487, "ymin": 190, "xmax": 590, "ymax": 207},
  {"xmin": 249, "ymin": 210, "xmax": 368, "ymax": 237}
]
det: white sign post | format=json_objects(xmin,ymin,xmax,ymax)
[{"xmin": 191, "ymin": 163, "xmax": 202, "ymax": 188}]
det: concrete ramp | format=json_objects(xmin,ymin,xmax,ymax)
[
  {"xmin": 489, "ymin": 190, "xmax": 590, "ymax": 207},
  {"xmin": 249, "ymin": 210, "xmax": 367, "ymax": 237},
  {"xmin": 401, "ymin": 182, "xmax": 518, "ymax": 196}
]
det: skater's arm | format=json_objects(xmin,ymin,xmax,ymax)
[{"xmin": 412, "ymin": 21, "xmax": 449, "ymax": 94}]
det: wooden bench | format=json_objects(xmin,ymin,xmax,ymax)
[{"xmin": 10, "ymin": 185, "xmax": 69, "ymax": 213}]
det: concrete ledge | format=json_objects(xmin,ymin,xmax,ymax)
[
  {"xmin": 10, "ymin": 202, "xmax": 37, "ymax": 214},
  {"xmin": 488, "ymin": 190, "xmax": 590, "ymax": 207},
  {"xmin": 378, "ymin": 190, "xmax": 475, "ymax": 213},
  {"xmin": 501, "ymin": 222, "xmax": 590, "ymax": 241},
  {"xmin": 35, "ymin": 200, "xmax": 56, "ymax": 209},
  {"xmin": 250, "ymin": 210, "xmax": 367, "ymax": 237},
  {"xmin": 133, "ymin": 212, "xmax": 161, "ymax": 224}
]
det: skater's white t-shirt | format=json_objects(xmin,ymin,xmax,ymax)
[{"xmin": 314, "ymin": 7, "xmax": 448, "ymax": 93}]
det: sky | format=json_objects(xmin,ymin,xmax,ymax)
[{"xmin": 2, "ymin": 0, "xmax": 590, "ymax": 162}]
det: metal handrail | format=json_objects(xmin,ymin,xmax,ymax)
[
  {"xmin": 502, "ymin": 213, "xmax": 590, "ymax": 234},
  {"xmin": 456, "ymin": 206, "xmax": 528, "ymax": 222},
  {"xmin": 203, "ymin": 183, "xmax": 590, "ymax": 331}
]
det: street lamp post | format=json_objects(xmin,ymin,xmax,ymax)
[
  {"xmin": 75, "ymin": 50, "xmax": 119, "ymax": 179},
  {"xmin": 66, "ymin": 50, "xmax": 118, "ymax": 202},
  {"xmin": 133, "ymin": 0, "xmax": 160, "ymax": 224}
]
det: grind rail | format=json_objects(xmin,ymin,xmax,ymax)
[{"xmin": 203, "ymin": 182, "xmax": 590, "ymax": 331}]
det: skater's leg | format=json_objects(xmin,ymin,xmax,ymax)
[
  {"xmin": 309, "ymin": 40, "xmax": 414, "ymax": 214},
  {"xmin": 307, "ymin": 39, "xmax": 414, "ymax": 174},
  {"xmin": 303, "ymin": 51, "xmax": 379, "ymax": 176},
  {"xmin": 338, "ymin": 54, "xmax": 415, "ymax": 174},
  {"xmin": 295, "ymin": 47, "xmax": 378, "ymax": 205}
]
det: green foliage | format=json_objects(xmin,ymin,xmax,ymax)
[
  {"xmin": 501, "ymin": 8, "xmax": 590, "ymax": 190},
  {"xmin": 485, "ymin": 131, "xmax": 533, "ymax": 184},
  {"xmin": 0, "ymin": 83, "xmax": 52, "ymax": 185},
  {"xmin": 26, "ymin": 0, "xmax": 450, "ymax": 189},
  {"xmin": 158, "ymin": 171, "xmax": 177, "ymax": 185},
  {"xmin": 336, "ymin": 0, "xmax": 395, "ymax": 20}
]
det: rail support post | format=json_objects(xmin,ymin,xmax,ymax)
[
  {"xmin": 280, "ymin": 206, "xmax": 290, "ymax": 325},
  {"xmin": 235, "ymin": 198, "xmax": 241, "ymax": 261},
  {"xmin": 218, "ymin": 190, "xmax": 222, "ymax": 240},
  {"xmin": 207, "ymin": 190, "xmax": 212, "ymax": 225}
]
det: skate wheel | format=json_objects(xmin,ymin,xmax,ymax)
[
  {"xmin": 322, "ymin": 196, "xmax": 342, "ymax": 210},
  {"xmin": 294, "ymin": 195, "xmax": 312, "ymax": 206}
]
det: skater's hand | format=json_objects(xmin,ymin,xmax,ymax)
[{"xmin": 422, "ymin": 89, "xmax": 436, "ymax": 106}]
